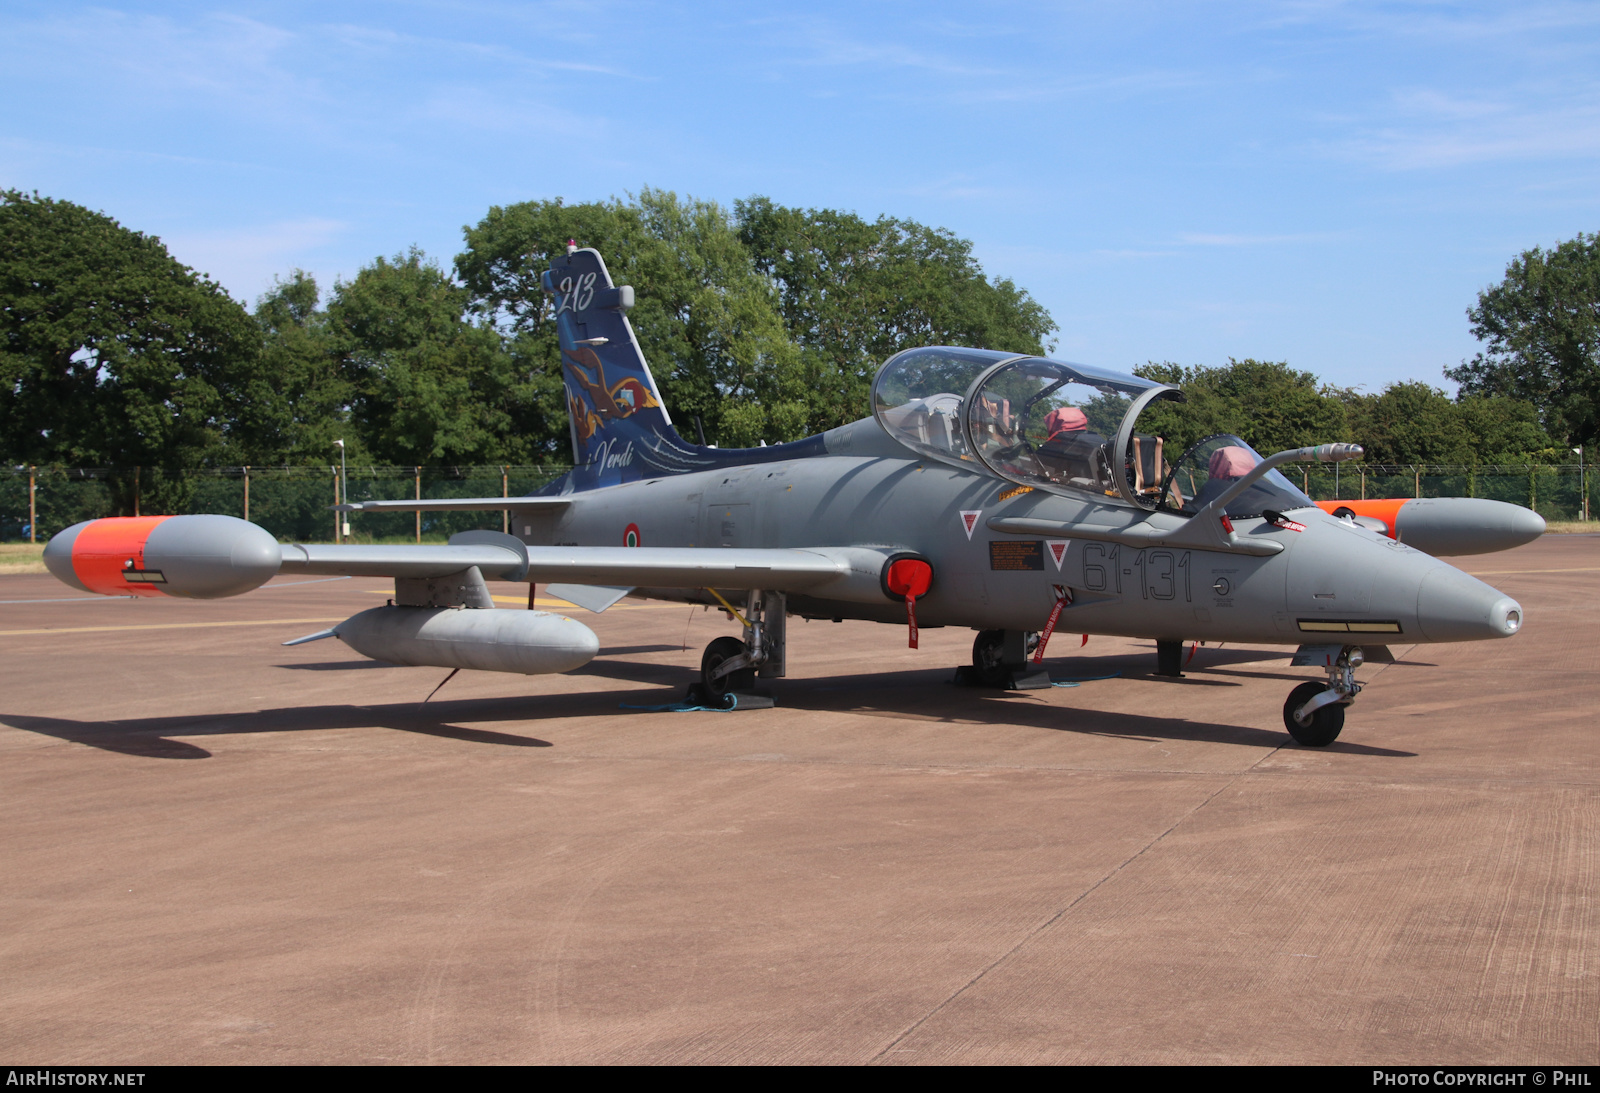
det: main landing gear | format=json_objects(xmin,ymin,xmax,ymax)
[
  {"xmin": 959, "ymin": 630, "xmax": 1051, "ymax": 690},
  {"xmin": 1155, "ymin": 639, "xmax": 1185, "ymax": 677},
  {"xmin": 1283, "ymin": 645, "xmax": 1365, "ymax": 746},
  {"xmin": 695, "ymin": 590, "xmax": 786, "ymax": 705}
]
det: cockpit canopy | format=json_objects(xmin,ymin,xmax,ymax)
[
  {"xmin": 870, "ymin": 346, "xmax": 1316, "ymax": 517},
  {"xmin": 1153, "ymin": 433, "xmax": 1317, "ymax": 518},
  {"xmin": 872, "ymin": 347, "xmax": 1179, "ymax": 507}
]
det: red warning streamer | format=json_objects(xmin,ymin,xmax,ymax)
[
  {"xmin": 1032, "ymin": 585, "xmax": 1073, "ymax": 665},
  {"xmin": 885, "ymin": 559, "xmax": 933, "ymax": 649}
]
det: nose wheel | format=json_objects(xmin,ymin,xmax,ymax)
[
  {"xmin": 1283, "ymin": 681, "xmax": 1345, "ymax": 746},
  {"xmin": 1283, "ymin": 645, "xmax": 1364, "ymax": 746}
]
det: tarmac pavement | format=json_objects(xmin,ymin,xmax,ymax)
[{"xmin": 0, "ymin": 536, "xmax": 1594, "ymax": 1064}]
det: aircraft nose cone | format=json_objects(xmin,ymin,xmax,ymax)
[{"xmin": 1415, "ymin": 565, "xmax": 1524, "ymax": 642}]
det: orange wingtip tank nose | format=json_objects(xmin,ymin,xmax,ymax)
[
  {"xmin": 45, "ymin": 515, "xmax": 283, "ymax": 598},
  {"xmin": 1314, "ymin": 498, "xmax": 1407, "ymax": 538},
  {"xmin": 67, "ymin": 516, "xmax": 176, "ymax": 596}
]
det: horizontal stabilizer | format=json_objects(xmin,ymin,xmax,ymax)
[{"xmin": 336, "ymin": 497, "xmax": 571, "ymax": 514}]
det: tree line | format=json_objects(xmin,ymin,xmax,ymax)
[{"xmin": 2, "ymin": 188, "xmax": 1592, "ymax": 516}]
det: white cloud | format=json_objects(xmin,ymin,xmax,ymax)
[
  {"xmin": 1177, "ymin": 231, "xmax": 1343, "ymax": 247},
  {"xmin": 162, "ymin": 217, "xmax": 348, "ymax": 301},
  {"xmin": 416, "ymin": 86, "xmax": 593, "ymax": 139},
  {"xmin": 24, "ymin": 9, "xmax": 324, "ymax": 120},
  {"xmin": 1332, "ymin": 86, "xmax": 1600, "ymax": 170}
]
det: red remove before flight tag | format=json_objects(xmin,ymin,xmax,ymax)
[{"xmin": 885, "ymin": 558, "xmax": 933, "ymax": 649}]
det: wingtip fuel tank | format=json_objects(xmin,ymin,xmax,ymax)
[
  {"xmin": 1315, "ymin": 497, "xmax": 1545, "ymax": 556},
  {"xmin": 44, "ymin": 514, "xmax": 282, "ymax": 598}
]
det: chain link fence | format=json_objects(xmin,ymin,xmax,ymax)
[
  {"xmin": 2, "ymin": 465, "xmax": 572, "ymax": 542},
  {"xmin": 3, "ymin": 462, "xmax": 1594, "ymax": 543},
  {"xmin": 1292, "ymin": 464, "xmax": 1595, "ymax": 521}
]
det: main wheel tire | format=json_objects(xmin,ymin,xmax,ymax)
[
  {"xmin": 702, "ymin": 636, "xmax": 754, "ymax": 696},
  {"xmin": 971, "ymin": 630, "xmax": 1010, "ymax": 688},
  {"xmin": 1283, "ymin": 680, "xmax": 1344, "ymax": 746}
]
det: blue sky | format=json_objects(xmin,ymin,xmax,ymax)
[{"xmin": 4, "ymin": 1, "xmax": 1599, "ymax": 395}]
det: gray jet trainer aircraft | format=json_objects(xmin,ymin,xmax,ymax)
[{"xmin": 44, "ymin": 246, "xmax": 1531, "ymax": 747}]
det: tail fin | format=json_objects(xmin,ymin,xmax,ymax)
[
  {"xmin": 543, "ymin": 246, "xmax": 685, "ymax": 488},
  {"xmin": 542, "ymin": 245, "xmax": 826, "ymax": 489}
]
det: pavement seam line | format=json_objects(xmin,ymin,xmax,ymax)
[
  {"xmin": 0, "ymin": 617, "xmax": 344, "ymax": 637},
  {"xmin": 867, "ymin": 767, "xmax": 1258, "ymax": 1063}
]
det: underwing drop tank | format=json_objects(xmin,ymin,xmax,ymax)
[{"xmin": 332, "ymin": 606, "xmax": 600, "ymax": 675}]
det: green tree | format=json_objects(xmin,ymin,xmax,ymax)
[
  {"xmin": 0, "ymin": 190, "xmax": 261, "ymax": 514},
  {"xmin": 1341, "ymin": 382, "xmax": 1474, "ymax": 465},
  {"xmin": 1447, "ymin": 232, "xmax": 1600, "ymax": 450},
  {"xmin": 456, "ymin": 189, "xmax": 805, "ymax": 449},
  {"xmin": 735, "ymin": 196, "xmax": 1057, "ymax": 431},
  {"xmin": 1341, "ymin": 382, "xmax": 1552, "ymax": 465},
  {"xmin": 1454, "ymin": 395, "xmax": 1553, "ymax": 461},
  {"xmin": 328, "ymin": 248, "xmax": 552, "ymax": 465},
  {"xmin": 234, "ymin": 270, "xmax": 352, "ymax": 465},
  {"xmin": 1134, "ymin": 359, "xmax": 1349, "ymax": 458}
]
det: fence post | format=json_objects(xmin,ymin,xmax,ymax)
[
  {"xmin": 333, "ymin": 466, "xmax": 341, "ymax": 543},
  {"xmin": 415, "ymin": 466, "xmax": 422, "ymax": 543},
  {"xmin": 28, "ymin": 465, "xmax": 36, "ymax": 543},
  {"xmin": 502, "ymin": 465, "xmax": 509, "ymax": 535},
  {"xmin": 1414, "ymin": 467, "xmax": 1419, "ymax": 498},
  {"xmin": 1529, "ymin": 465, "xmax": 1536, "ymax": 512},
  {"xmin": 243, "ymin": 466, "xmax": 250, "ymax": 523},
  {"xmin": 1360, "ymin": 467, "xmax": 1366, "ymax": 500}
]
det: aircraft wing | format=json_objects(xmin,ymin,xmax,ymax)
[
  {"xmin": 281, "ymin": 543, "xmax": 534, "ymax": 579},
  {"xmin": 279, "ymin": 541, "xmax": 891, "ymax": 595}
]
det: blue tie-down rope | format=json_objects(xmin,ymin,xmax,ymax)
[
  {"xmin": 620, "ymin": 694, "xmax": 741, "ymax": 713},
  {"xmin": 1051, "ymin": 670, "xmax": 1122, "ymax": 687}
]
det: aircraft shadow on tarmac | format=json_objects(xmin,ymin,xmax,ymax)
[
  {"xmin": 277, "ymin": 660, "xmax": 402, "ymax": 671},
  {"xmin": 275, "ymin": 644, "xmax": 686, "ymax": 673},
  {"xmin": 0, "ymin": 646, "xmax": 1415, "ymax": 761},
  {"xmin": 0, "ymin": 702, "xmax": 555, "ymax": 760}
]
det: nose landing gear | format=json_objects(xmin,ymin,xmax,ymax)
[{"xmin": 1283, "ymin": 645, "xmax": 1365, "ymax": 746}]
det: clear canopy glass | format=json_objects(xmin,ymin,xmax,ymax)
[
  {"xmin": 871, "ymin": 347, "xmax": 1021, "ymax": 467},
  {"xmin": 965, "ymin": 357, "xmax": 1167, "ymax": 499},
  {"xmin": 872, "ymin": 347, "xmax": 1179, "ymax": 505},
  {"xmin": 1155, "ymin": 434, "xmax": 1317, "ymax": 518}
]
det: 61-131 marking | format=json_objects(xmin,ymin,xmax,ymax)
[{"xmin": 1081, "ymin": 544, "xmax": 1191, "ymax": 602}]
